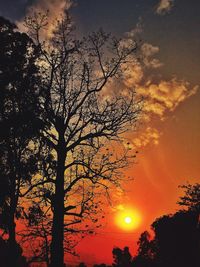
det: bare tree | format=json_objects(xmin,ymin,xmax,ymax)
[{"xmin": 24, "ymin": 11, "xmax": 141, "ymax": 267}]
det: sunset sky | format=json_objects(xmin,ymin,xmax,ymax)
[{"xmin": 1, "ymin": 0, "xmax": 200, "ymax": 265}]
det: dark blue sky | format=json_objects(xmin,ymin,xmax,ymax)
[
  {"xmin": 1, "ymin": 0, "xmax": 199, "ymax": 83},
  {"xmin": 71, "ymin": 0, "xmax": 200, "ymax": 84}
]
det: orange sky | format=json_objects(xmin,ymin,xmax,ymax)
[
  {"xmin": 74, "ymin": 88, "xmax": 200, "ymax": 266},
  {"xmin": 2, "ymin": 0, "xmax": 200, "ymax": 266}
]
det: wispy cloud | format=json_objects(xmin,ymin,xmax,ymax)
[{"xmin": 156, "ymin": 0, "xmax": 174, "ymax": 15}]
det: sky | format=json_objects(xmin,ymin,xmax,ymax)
[{"xmin": 1, "ymin": 0, "xmax": 200, "ymax": 265}]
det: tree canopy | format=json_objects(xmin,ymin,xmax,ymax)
[{"xmin": 0, "ymin": 16, "xmax": 43, "ymax": 267}]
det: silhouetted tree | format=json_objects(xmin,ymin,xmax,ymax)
[
  {"xmin": 24, "ymin": 10, "xmax": 141, "ymax": 267},
  {"xmin": 18, "ymin": 203, "xmax": 51, "ymax": 267},
  {"xmin": 178, "ymin": 183, "xmax": 200, "ymax": 212},
  {"xmin": 137, "ymin": 231, "xmax": 153, "ymax": 258},
  {"xmin": 0, "ymin": 16, "xmax": 42, "ymax": 266},
  {"xmin": 112, "ymin": 246, "xmax": 132, "ymax": 267},
  {"xmin": 0, "ymin": 236, "xmax": 28, "ymax": 267},
  {"xmin": 132, "ymin": 231, "xmax": 155, "ymax": 267},
  {"xmin": 152, "ymin": 210, "xmax": 200, "ymax": 267},
  {"xmin": 132, "ymin": 184, "xmax": 200, "ymax": 267},
  {"xmin": 133, "ymin": 200, "xmax": 200, "ymax": 266}
]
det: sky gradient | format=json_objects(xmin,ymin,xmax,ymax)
[{"xmin": 1, "ymin": 0, "xmax": 200, "ymax": 265}]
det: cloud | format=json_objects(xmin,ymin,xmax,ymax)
[
  {"xmin": 156, "ymin": 0, "xmax": 174, "ymax": 15},
  {"xmin": 120, "ymin": 41, "xmax": 163, "ymax": 89},
  {"xmin": 126, "ymin": 17, "xmax": 143, "ymax": 38},
  {"xmin": 119, "ymin": 40, "xmax": 163, "ymax": 89},
  {"xmin": 138, "ymin": 79, "xmax": 198, "ymax": 118},
  {"xmin": 26, "ymin": 0, "xmax": 72, "ymax": 17},
  {"xmin": 17, "ymin": 0, "xmax": 73, "ymax": 37},
  {"xmin": 141, "ymin": 43, "xmax": 163, "ymax": 69},
  {"xmin": 118, "ymin": 26, "xmax": 198, "ymax": 149},
  {"xmin": 132, "ymin": 127, "xmax": 160, "ymax": 148},
  {"xmin": 122, "ymin": 61, "xmax": 144, "ymax": 87},
  {"xmin": 126, "ymin": 79, "xmax": 198, "ymax": 148}
]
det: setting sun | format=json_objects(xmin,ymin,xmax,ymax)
[
  {"xmin": 115, "ymin": 208, "xmax": 142, "ymax": 231},
  {"xmin": 124, "ymin": 216, "xmax": 132, "ymax": 224}
]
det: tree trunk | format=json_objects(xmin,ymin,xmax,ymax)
[
  {"xmin": 7, "ymin": 177, "xmax": 17, "ymax": 267},
  {"xmin": 50, "ymin": 137, "xmax": 66, "ymax": 267},
  {"xmin": 8, "ymin": 214, "xmax": 17, "ymax": 267},
  {"xmin": 8, "ymin": 212, "xmax": 16, "ymax": 245}
]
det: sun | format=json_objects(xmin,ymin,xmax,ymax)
[
  {"xmin": 115, "ymin": 208, "xmax": 142, "ymax": 231},
  {"xmin": 124, "ymin": 216, "xmax": 132, "ymax": 224}
]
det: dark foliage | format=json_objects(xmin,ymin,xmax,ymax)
[
  {"xmin": 0, "ymin": 16, "xmax": 42, "ymax": 266},
  {"xmin": 0, "ymin": 236, "xmax": 28, "ymax": 267},
  {"xmin": 178, "ymin": 183, "xmax": 200, "ymax": 211},
  {"xmin": 112, "ymin": 246, "xmax": 132, "ymax": 267},
  {"xmin": 132, "ymin": 184, "xmax": 200, "ymax": 267},
  {"xmin": 151, "ymin": 210, "xmax": 199, "ymax": 267},
  {"xmin": 132, "ymin": 231, "xmax": 155, "ymax": 267}
]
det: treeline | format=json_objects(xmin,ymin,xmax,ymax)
[
  {"xmin": 79, "ymin": 184, "xmax": 200, "ymax": 267},
  {"xmin": 0, "ymin": 12, "xmax": 140, "ymax": 267}
]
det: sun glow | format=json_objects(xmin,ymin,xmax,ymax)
[
  {"xmin": 124, "ymin": 216, "xmax": 132, "ymax": 224},
  {"xmin": 115, "ymin": 207, "xmax": 142, "ymax": 231}
]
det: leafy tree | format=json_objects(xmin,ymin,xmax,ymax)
[
  {"xmin": 24, "ymin": 11, "xmax": 141, "ymax": 267},
  {"xmin": 132, "ymin": 231, "xmax": 155, "ymax": 267},
  {"xmin": 152, "ymin": 210, "xmax": 199, "ymax": 267},
  {"xmin": 137, "ymin": 231, "xmax": 154, "ymax": 259},
  {"xmin": 0, "ymin": 236, "xmax": 28, "ymax": 267},
  {"xmin": 132, "ymin": 183, "xmax": 200, "ymax": 267},
  {"xmin": 178, "ymin": 183, "xmax": 200, "ymax": 211},
  {"xmin": 112, "ymin": 246, "xmax": 132, "ymax": 267},
  {"xmin": 0, "ymin": 16, "xmax": 42, "ymax": 266}
]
